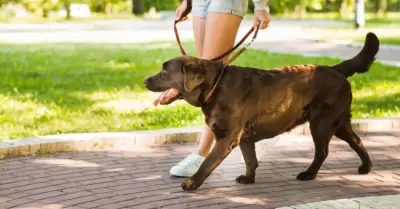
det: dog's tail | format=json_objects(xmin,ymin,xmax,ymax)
[{"xmin": 333, "ymin": 32, "xmax": 379, "ymax": 78}]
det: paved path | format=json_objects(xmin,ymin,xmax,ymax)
[
  {"xmin": 251, "ymin": 39, "xmax": 400, "ymax": 67},
  {"xmin": 1, "ymin": 19, "xmax": 399, "ymax": 67},
  {"xmin": 278, "ymin": 194, "xmax": 400, "ymax": 209},
  {"xmin": 1, "ymin": 130, "xmax": 399, "ymax": 209}
]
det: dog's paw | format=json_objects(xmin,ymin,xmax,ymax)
[
  {"xmin": 296, "ymin": 171, "xmax": 316, "ymax": 181},
  {"xmin": 181, "ymin": 178, "xmax": 200, "ymax": 191},
  {"xmin": 358, "ymin": 163, "xmax": 372, "ymax": 174},
  {"xmin": 235, "ymin": 175, "xmax": 255, "ymax": 184}
]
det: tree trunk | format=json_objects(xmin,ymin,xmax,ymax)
[
  {"xmin": 133, "ymin": 0, "xmax": 144, "ymax": 15},
  {"xmin": 42, "ymin": 9, "xmax": 48, "ymax": 18},
  {"xmin": 398, "ymin": 0, "xmax": 400, "ymax": 11},
  {"xmin": 42, "ymin": 0, "xmax": 49, "ymax": 18},
  {"xmin": 354, "ymin": 0, "xmax": 365, "ymax": 29},
  {"xmin": 64, "ymin": 0, "xmax": 71, "ymax": 19},
  {"xmin": 378, "ymin": 0, "xmax": 387, "ymax": 16},
  {"xmin": 294, "ymin": 5, "xmax": 306, "ymax": 19},
  {"xmin": 340, "ymin": 0, "xmax": 349, "ymax": 18}
]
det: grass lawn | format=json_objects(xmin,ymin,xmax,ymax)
[{"xmin": 0, "ymin": 41, "xmax": 399, "ymax": 140}]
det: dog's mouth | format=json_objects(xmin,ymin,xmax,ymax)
[{"xmin": 153, "ymin": 88, "xmax": 182, "ymax": 106}]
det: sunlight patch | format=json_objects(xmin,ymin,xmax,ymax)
[
  {"xmin": 106, "ymin": 60, "xmax": 135, "ymax": 69},
  {"xmin": 140, "ymin": 42, "xmax": 174, "ymax": 50},
  {"xmin": 92, "ymin": 99, "xmax": 154, "ymax": 113},
  {"xmin": 0, "ymin": 96, "xmax": 46, "ymax": 112},
  {"xmin": 283, "ymin": 157, "xmax": 313, "ymax": 164},
  {"xmin": 134, "ymin": 175, "xmax": 162, "ymax": 181},
  {"xmin": 89, "ymin": 90, "xmax": 187, "ymax": 113},
  {"xmin": 32, "ymin": 158, "xmax": 101, "ymax": 168},
  {"xmin": 353, "ymin": 82, "xmax": 400, "ymax": 99},
  {"xmin": 225, "ymin": 196, "xmax": 265, "ymax": 205},
  {"xmin": 83, "ymin": 90, "xmax": 155, "ymax": 102},
  {"xmin": 104, "ymin": 168, "xmax": 126, "ymax": 172}
]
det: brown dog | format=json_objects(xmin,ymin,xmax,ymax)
[{"xmin": 144, "ymin": 32, "xmax": 379, "ymax": 191}]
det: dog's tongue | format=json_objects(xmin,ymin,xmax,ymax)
[{"xmin": 153, "ymin": 88, "xmax": 179, "ymax": 106}]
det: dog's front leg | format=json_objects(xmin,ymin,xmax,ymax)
[{"xmin": 181, "ymin": 126, "xmax": 243, "ymax": 191}]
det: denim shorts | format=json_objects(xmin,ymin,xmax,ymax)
[{"xmin": 192, "ymin": 0, "xmax": 249, "ymax": 18}]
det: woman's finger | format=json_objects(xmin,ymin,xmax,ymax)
[
  {"xmin": 176, "ymin": 8, "xmax": 183, "ymax": 20},
  {"xmin": 253, "ymin": 18, "xmax": 258, "ymax": 30},
  {"xmin": 261, "ymin": 21, "xmax": 268, "ymax": 29}
]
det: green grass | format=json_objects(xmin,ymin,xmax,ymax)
[
  {"xmin": 0, "ymin": 41, "xmax": 399, "ymax": 140},
  {"xmin": 374, "ymin": 37, "xmax": 400, "ymax": 45}
]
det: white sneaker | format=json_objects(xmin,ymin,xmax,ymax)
[{"xmin": 170, "ymin": 153, "xmax": 205, "ymax": 177}]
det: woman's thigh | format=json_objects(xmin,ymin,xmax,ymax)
[
  {"xmin": 192, "ymin": 17, "xmax": 206, "ymax": 58},
  {"xmin": 192, "ymin": 0, "xmax": 248, "ymax": 61}
]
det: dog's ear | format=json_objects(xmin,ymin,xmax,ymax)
[{"xmin": 183, "ymin": 62, "xmax": 204, "ymax": 92}]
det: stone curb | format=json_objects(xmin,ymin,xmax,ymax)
[
  {"xmin": 0, "ymin": 127, "xmax": 203, "ymax": 160},
  {"xmin": 288, "ymin": 116, "xmax": 400, "ymax": 135},
  {"xmin": 0, "ymin": 117, "xmax": 399, "ymax": 160}
]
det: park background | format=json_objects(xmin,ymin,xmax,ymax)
[{"xmin": 0, "ymin": 0, "xmax": 399, "ymax": 141}]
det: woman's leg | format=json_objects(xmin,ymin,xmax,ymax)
[
  {"xmin": 196, "ymin": 12, "xmax": 242, "ymax": 157},
  {"xmin": 193, "ymin": 17, "xmax": 206, "ymax": 58},
  {"xmin": 170, "ymin": 0, "xmax": 246, "ymax": 177}
]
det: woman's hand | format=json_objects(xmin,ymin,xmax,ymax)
[
  {"xmin": 253, "ymin": 10, "xmax": 271, "ymax": 30},
  {"xmin": 175, "ymin": 0, "xmax": 189, "ymax": 21}
]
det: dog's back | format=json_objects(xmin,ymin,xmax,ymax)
[{"xmin": 233, "ymin": 32, "xmax": 380, "ymax": 140}]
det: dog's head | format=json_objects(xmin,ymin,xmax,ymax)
[{"xmin": 144, "ymin": 56, "xmax": 223, "ymax": 106}]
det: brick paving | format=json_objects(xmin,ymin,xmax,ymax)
[{"xmin": 1, "ymin": 130, "xmax": 399, "ymax": 209}]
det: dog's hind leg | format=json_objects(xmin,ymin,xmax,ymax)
[
  {"xmin": 334, "ymin": 120, "xmax": 372, "ymax": 174},
  {"xmin": 297, "ymin": 108, "xmax": 337, "ymax": 181},
  {"xmin": 236, "ymin": 140, "xmax": 258, "ymax": 184}
]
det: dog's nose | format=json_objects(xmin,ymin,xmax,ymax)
[{"xmin": 143, "ymin": 78, "xmax": 148, "ymax": 85}]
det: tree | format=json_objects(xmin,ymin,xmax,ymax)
[
  {"xmin": 354, "ymin": 0, "xmax": 365, "ymax": 28},
  {"xmin": 133, "ymin": 0, "xmax": 144, "ymax": 14},
  {"xmin": 64, "ymin": 0, "xmax": 71, "ymax": 19},
  {"xmin": 41, "ymin": 0, "xmax": 53, "ymax": 18},
  {"xmin": 377, "ymin": 0, "xmax": 388, "ymax": 16}
]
